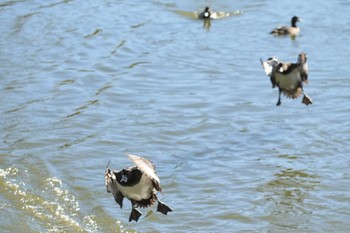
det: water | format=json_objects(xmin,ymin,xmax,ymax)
[{"xmin": 1, "ymin": 0, "xmax": 350, "ymax": 232}]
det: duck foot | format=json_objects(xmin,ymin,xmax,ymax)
[
  {"xmin": 129, "ymin": 208, "xmax": 142, "ymax": 222},
  {"xmin": 302, "ymin": 94, "xmax": 312, "ymax": 105},
  {"xmin": 157, "ymin": 200, "xmax": 173, "ymax": 215}
]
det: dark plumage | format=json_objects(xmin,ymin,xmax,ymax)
[
  {"xmin": 198, "ymin": 6, "xmax": 211, "ymax": 19},
  {"xmin": 105, "ymin": 155, "xmax": 172, "ymax": 222},
  {"xmin": 261, "ymin": 53, "xmax": 312, "ymax": 106}
]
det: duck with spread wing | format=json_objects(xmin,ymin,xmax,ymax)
[
  {"xmin": 105, "ymin": 155, "xmax": 172, "ymax": 222},
  {"xmin": 261, "ymin": 53, "xmax": 312, "ymax": 106}
]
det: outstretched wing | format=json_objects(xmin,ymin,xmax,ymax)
[
  {"xmin": 261, "ymin": 57, "xmax": 279, "ymax": 88},
  {"xmin": 105, "ymin": 165, "xmax": 124, "ymax": 208},
  {"xmin": 261, "ymin": 57, "xmax": 279, "ymax": 77},
  {"xmin": 127, "ymin": 154, "xmax": 162, "ymax": 192}
]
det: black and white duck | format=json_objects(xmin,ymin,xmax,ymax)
[
  {"xmin": 261, "ymin": 53, "xmax": 312, "ymax": 106},
  {"xmin": 270, "ymin": 16, "xmax": 302, "ymax": 38},
  {"xmin": 198, "ymin": 6, "xmax": 212, "ymax": 19},
  {"xmin": 105, "ymin": 154, "xmax": 172, "ymax": 222}
]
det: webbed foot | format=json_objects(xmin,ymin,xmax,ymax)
[
  {"xmin": 302, "ymin": 94, "xmax": 312, "ymax": 106},
  {"xmin": 129, "ymin": 208, "xmax": 142, "ymax": 222},
  {"xmin": 157, "ymin": 200, "xmax": 173, "ymax": 215}
]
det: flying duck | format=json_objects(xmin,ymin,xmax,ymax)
[
  {"xmin": 198, "ymin": 6, "xmax": 212, "ymax": 19},
  {"xmin": 197, "ymin": 6, "xmax": 221, "ymax": 20},
  {"xmin": 105, "ymin": 154, "xmax": 172, "ymax": 222},
  {"xmin": 261, "ymin": 53, "xmax": 312, "ymax": 106},
  {"xmin": 270, "ymin": 16, "xmax": 302, "ymax": 38}
]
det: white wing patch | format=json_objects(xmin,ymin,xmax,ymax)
[{"xmin": 261, "ymin": 57, "xmax": 279, "ymax": 76}]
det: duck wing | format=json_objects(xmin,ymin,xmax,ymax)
[
  {"xmin": 261, "ymin": 57, "xmax": 279, "ymax": 76},
  {"xmin": 261, "ymin": 57, "xmax": 280, "ymax": 88},
  {"xmin": 261, "ymin": 58, "xmax": 273, "ymax": 76},
  {"xmin": 128, "ymin": 154, "xmax": 162, "ymax": 192},
  {"xmin": 270, "ymin": 26, "xmax": 289, "ymax": 35},
  {"xmin": 105, "ymin": 164, "xmax": 124, "ymax": 208}
]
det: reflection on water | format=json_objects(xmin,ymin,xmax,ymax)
[
  {"xmin": 257, "ymin": 164, "xmax": 319, "ymax": 231},
  {"xmin": 84, "ymin": 29, "xmax": 102, "ymax": 39},
  {"xmin": 174, "ymin": 8, "xmax": 241, "ymax": 30},
  {"xmin": 0, "ymin": 163, "xmax": 134, "ymax": 233},
  {"xmin": 203, "ymin": 19, "xmax": 211, "ymax": 30},
  {"xmin": 173, "ymin": 9, "xmax": 241, "ymax": 20},
  {"xmin": 0, "ymin": 166, "xmax": 91, "ymax": 232}
]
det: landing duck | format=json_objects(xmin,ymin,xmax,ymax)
[
  {"xmin": 105, "ymin": 154, "xmax": 172, "ymax": 222},
  {"xmin": 270, "ymin": 16, "xmax": 302, "ymax": 38},
  {"xmin": 198, "ymin": 6, "xmax": 212, "ymax": 19},
  {"xmin": 197, "ymin": 6, "xmax": 222, "ymax": 20},
  {"xmin": 261, "ymin": 53, "xmax": 312, "ymax": 106}
]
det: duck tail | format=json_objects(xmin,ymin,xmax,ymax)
[{"xmin": 283, "ymin": 87, "xmax": 303, "ymax": 99}]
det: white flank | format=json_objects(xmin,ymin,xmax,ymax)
[{"xmin": 117, "ymin": 174, "xmax": 154, "ymax": 201}]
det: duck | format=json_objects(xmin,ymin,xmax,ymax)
[
  {"xmin": 270, "ymin": 16, "xmax": 302, "ymax": 37},
  {"xmin": 260, "ymin": 53, "xmax": 312, "ymax": 106},
  {"xmin": 105, "ymin": 154, "xmax": 172, "ymax": 222},
  {"xmin": 197, "ymin": 6, "xmax": 219, "ymax": 20},
  {"xmin": 198, "ymin": 6, "xmax": 211, "ymax": 19}
]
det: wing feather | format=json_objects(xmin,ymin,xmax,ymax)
[{"xmin": 127, "ymin": 154, "xmax": 161, "ymax": 192}]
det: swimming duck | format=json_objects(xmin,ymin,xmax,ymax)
[
  {"xmin": 261, "ymin": 53, "xmax": 312, "ymax": 106},
  {"xmin": 270, "ymin": 16, "xmax": 302, "ymax": 37},
  {"xmin": 105, "ymin": 154, "xmax": 172, "ymax": 222}
]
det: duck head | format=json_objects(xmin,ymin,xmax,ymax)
[
  {"xmin": 119, "ymin": 168, "xmax": 132, "ymax": 183},
  {"xmin": 291, "ymin": 16, "xmax": 302, "ymax": 27},
  {"xmin": 116, "ymin": 167, "xmax": 143, "ymax": 186},
  {"xmin": 266, "ymin": 57, "xmax": 279, "ymax": 67},
  {"xmin": 298, "ymin": 52, "xmax": 307, "ymax": 64}
]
